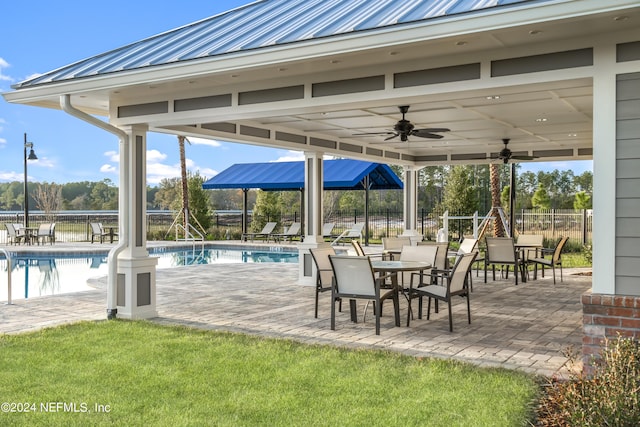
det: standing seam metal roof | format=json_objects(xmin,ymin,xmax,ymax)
[{"xmin": 15, "ymin": 0, "xmax": 533, "ymax": 88}]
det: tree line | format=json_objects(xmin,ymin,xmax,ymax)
[{"xmin": 0, "ymin": 163, "xmax": 592, "ymax": 224}]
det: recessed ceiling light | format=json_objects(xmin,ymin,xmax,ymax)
[
  {"xmin": 614, "ymin": 15, "xmax": 629, "ymax": 22},
  {"xmin": 278, "ymin": 67, "xmax": 288, "ymax": 72},
  {"xmin": 231, "ymin": 74, "xmax": 239, "ymax": 78},
  {"xmin": 568, "ymin": 133, "xmax": 578, "ymax": 137},
  {"xmin": 389, "ymin": 51, "xmax": 399, "ymax": 56},
  {"xmin": 188, "ymin": 80, "xmax": 197, "ymax": 84},
  {"xmin": 535, "ymin": 118, "xmax": 548, "ymax": 122},
  {"xmin": 486, "ymin": 95, "xmax": 501, "ymax": 100}
]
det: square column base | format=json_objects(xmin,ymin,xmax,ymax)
[
  {"xmin": 116, "ymin": 256, "xmax": 159, "ymax": 319},
  {"xmin": 298, "ymin": 237, "xmax": 330, "ymax": 286}
]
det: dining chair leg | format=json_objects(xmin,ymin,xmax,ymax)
[
  {"xmin": 393, "ymin": 291, "xmax": 400, "ymax": 327},
  {"xmin": 448, "ymin": 299, "xmax": 453, "ymax": 332},
  {"xmin": 375, "ymin": 300, "xmax": 381, "ymax": 335},
  {"xmin": 426, "ymin": 297, "xmax": 432, "ymax": 320},
  {"xmin": 314, "ymin": 290, "xmax": 319, "ymax": 318},
  {"xmin": 330, "ymin": 289, "xmax": 336, "ymax": 331}
]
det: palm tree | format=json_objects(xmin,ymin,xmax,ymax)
[{"xmin": 489, "ymin": 163, "xmax": 506, "ymax": 237}]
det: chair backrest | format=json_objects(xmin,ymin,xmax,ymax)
[
  {"xmin": 329, "ymin": 255, "xmax": 376, "ymax": 297},
  {"xmin": 399, "ymin": 245, "xmax": 438, "ymax": 286},
  {"xmin": 449, "ymin": 252, "xmax": 477, "ymax": 294},
  {"xmin": 309, "ymin": 247, "xmax": 336, "ymax": 287},
  {"xmin": 261, "ymin": 222, "xmax": 278, "ymax": 234},
  {"xmin": 5, "ymin": 223, "xmax": 17, "ymax": 237},
  {"xmin": 552, "ymin": 236, "xmax": 570, "ymax": 263},
  {"xmin": 382, "ymin": 236, "xmax": 411, "ymax": 252},
  {"xmin": 457, "ymin": 238, "xmax": 479, "ymax": 255},
  {"xmin": 90, "ymin": 222, "xmax": 103, "ymax": 233},
  {"xmin": 345, "ymin": 222, "xmax": 365, "ymax": 237},
  {"xmin": 485, "ymin": 237, "xmax": 516, "ymax": 263},
  {"xmin": 38, "ymin": 223, "xmax": 51, "ymax": 235},
  {"xmin": 516, "ymin": 234, "xmax": 543, "ymax": 247},
  {"xmin": 285, "ymin": 222, "xmax": 301, "ymax": 235},
  {"xmin": 322, "ymin": 222, "xmax": 335, "ymax": 236},
  {"xmin": 419, "ymin": 241, "xmax": 450, "ymax": 270},
  {"xmin": 351, "ymin": 240, "xmax": 366, "ymax": 256}
]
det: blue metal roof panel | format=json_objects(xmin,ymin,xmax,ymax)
[
  {"xmin": 15, "ymin": 0, "xmax": 535, "ymax": 88},
  {"xmin": 202, "ymin": 159, "xmax": 403, "ymax": 191}
]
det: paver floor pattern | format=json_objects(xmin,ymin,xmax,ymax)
[{"xmin": 0, "ymin": 242, "xmax": 591, "ymax": 377}]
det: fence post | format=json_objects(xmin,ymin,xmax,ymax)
[
  {"xmin": 582, "ymin": 209, "xmax": 588, "ymax": 245},
  {"xmin": 521, "ymin": 209, "xmax": 525, "ymax": 234},
  {"xmin": 551, "ymin": 209, "xmax": 556, "ymax": 238}
]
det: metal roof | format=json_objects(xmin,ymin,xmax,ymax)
[
  {"xmin": 15, "ymin": 0, "xmax": 532, "ymax": 88},
  {"xmin": 202, "ymin": 159, "xmax": 403, "ymax": 191}
]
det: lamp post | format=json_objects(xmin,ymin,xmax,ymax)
[{"xmin": 23, "ymin": 132, "xmax": 37, "ymax": 228}]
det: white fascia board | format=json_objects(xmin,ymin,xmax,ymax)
[{"xmin": 3, "ymin": 0, "xmax": 637, "ymax": 107}]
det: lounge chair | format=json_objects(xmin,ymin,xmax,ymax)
[
  {"xmin": 331, "ymin": 222, "xmax": 365, "ymax": 245},
  {"xmin": 322, "ymin": 222, "xmax": 336, "ymax": 240},
  {"xmin": 273, "ymin": 222, "xmax": 301, "ymax": 242},
  {"xmin": 242, "ymin": 221, "xmax": 278, "ymax": 242}
]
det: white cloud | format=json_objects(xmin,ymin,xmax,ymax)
[
  {"xmin": 104, "ymin": 150, "xmax": 119, "ymax": 162},
  {"xmin": 0, "ymin": 57, "xmax": 12, "ymax": 83},
  {"xmin": 0, "ymin": 57, "xmax": 9, "ymax": 68},
  {"xmin": 0, "ymin": 171, "xmax": 23, "ymax": 181},
  {"xmin": 147, "ymin": 149, "xmax": 167, "ymax": 162},
  {"xmin": 0, "ymin": 137, "xmax": 6, "ymax": 145},
  {"xmin": 100, "ymin": 164, "xmax": 117, "ymax": 173},
  {"xmin": 194, "ymin": 167, "xmax": 218, "ymax": 178},
  {"xmin": 271, "ymin": 151, "xmax": 305, "ymax": 162},
  {"xmin": 31, "ymin": 157, "xmax": 56, "ymax": 168},
  {"xmin": 188, "ymin": 137, "xmax": 222, "ymax": 147}
]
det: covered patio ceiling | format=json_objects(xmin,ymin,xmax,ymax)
[{"xmin": 4, "ymin": 1, "xmax": 639, "ymax": 167}]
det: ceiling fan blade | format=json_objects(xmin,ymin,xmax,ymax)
[
  {"xmin": 511, "ymin": 155, "xmax": 537, "ymax": 161},
  {"xmin": 413, "ymin": 132, "xmax": 444, "ymax": 139},
  {"xmin": 353, "ymin": 131, "xmax": 396, "ymax": 136},
  {"xmin": 384, "ymin": 133, "xmax": 400, "ymax": 141},
  {"xmin": 415, "ymin": 127, "xmax": 450, "ymax": 133}
]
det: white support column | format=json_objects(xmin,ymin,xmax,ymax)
[
  {"xmin": 400, "ymin": 166, "xmax": 422, "ymax": 244},
  {"xmin": 298, "ymin": 151, "xmax": 328, "ymax": 285},
  {"xmin": 591, "ymin": 45, "xmax": 617, "ymax": 295},
  {"xmin": 116, "ymin": 125, "xmax": 158, "ymax": 318}
]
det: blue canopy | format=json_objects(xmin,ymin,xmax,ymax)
[{"xmin": 202, "ymin": 159, "xmax": 403, "ymax": 191}]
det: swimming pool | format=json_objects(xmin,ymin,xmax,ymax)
[{"xmin": 0, "ymin": 245, "xmax": 298, "ymax": 301}]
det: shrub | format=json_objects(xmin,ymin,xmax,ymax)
[{"xmin": 536, "ymin": 336, "xmax": 640, "ymax": 426}]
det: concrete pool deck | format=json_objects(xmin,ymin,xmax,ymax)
[{"xmin": 0, "ymin": 240, "xmax": 591, "ymax": 378}]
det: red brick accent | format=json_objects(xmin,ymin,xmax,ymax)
[{"xmin": 582, "ymin": 292, "xmax": 640, "ymax": 375}]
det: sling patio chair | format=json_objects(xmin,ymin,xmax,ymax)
[
  {"xmin": 329, "ymin": 255, "xmax": 400, "ymax": 335},
  {"xmin": 242, "ymin": 221, "xmax": 278, "ymax": 242},
  {"xmin": 406, "ymin": 252, "xmax": 477, "ymax": 331},
  {"xmin": 5, "ymin": 223, "xmax": 26, "ymax": 245},
  {"xmin": 90, "ymin": 222, "xmax": 110, "ymax": 243},
  {"xmin": 484, "ymin": 237, "xmax": 526, "ymax": 285},
  {"xmin": 531, "ymin": 236, "xmax": 570, "ymax": 284},
  {"xmin": 273, "ymin": 222, "xmax": 301, "ymax": 242},
  {"xmin": 309, "ymin": 246, "xmax": 341, "ymax": 318},
  {"xmin": 36, "ymin": 223, "xmax": 56, "ymax": 245}
]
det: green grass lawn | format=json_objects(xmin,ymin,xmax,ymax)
[{"xmin": 0, "ymin": 321, "xmax": 540, "ymax": 426}]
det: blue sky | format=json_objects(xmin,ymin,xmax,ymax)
[{"xmin": 0, "ymin": 0, "xmax": 592, "ymax": 186}]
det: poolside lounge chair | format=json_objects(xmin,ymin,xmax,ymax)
[
  {"xmin": 322, "ymin": 222, "xmax": 336, "ymax": 240},
  {"xmin": 242, "ymin": 221, "xmax": 278, "ymax": 242},
  {"xmin": 273, "ymin": 222, "xmax": 301, "ymax": 242},
  {"xmin": 331, "ymin": 222, "xmax": 365, "ymax": 245},
  {"xmin": 90, "ymin": 222, "xmax": 109, "ymax": 243}
]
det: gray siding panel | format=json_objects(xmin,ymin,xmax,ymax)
[{"xmin": 616, "ymin": 73, "xmax": 640, "ymax": 295}]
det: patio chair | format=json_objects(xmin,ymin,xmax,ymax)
[
  {"xmin": 484, "ymin": 237, "xmax": 525, "ymax": 285},
  {"xmin": 329, "ymin": 255, "xmax": 400, "ymax": 335},
  {"xmin": 406, "ymin": 252, "xmax": 477, "ymax": 331},
  {"xmin": 36, "ymin": 223, "xmax": 56, "ymax": 245},
  {"xmin": 515, "ymin": 234, "xmax": 544, "ymax": 265},
  {"xmin": 90, "ymin": 222, "xmax": 109, "ymax": 243},
  {"xmin": 242, "ymin": 221, "xmax": 278, "ymax": 242},
  {"xmin": 273, "ymin": 222, "xmax": 301, "ymax": 242},
  {"xmin": 417, "ymin": 241, "xmax": 450, "ymax": 284},
  {"xmin": 331, "ymin": 222, "xmax": 365, "ymax": 245},
  {"xmin": 531, "ymin": 236, "xmax": 569, "ymax": 284},
  {"xmin": 309, "ymin": 246, "xmax": 341, "ymax": 318},
  {"xmin": 5, "ymin": 223, "xmax": 25, "ymax": 245}
]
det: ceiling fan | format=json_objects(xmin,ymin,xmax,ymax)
[
  {"xmin": 354, "ymin": 105, "xmax": 450, "ymax": 142},
  {"xmin": 492, "ymin": 138, "xmax": 537, "ymax": 163}
]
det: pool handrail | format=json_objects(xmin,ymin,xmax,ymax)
[{"xmin": 0, "ymin": 248, "xmax": 12, "ymax": 305}]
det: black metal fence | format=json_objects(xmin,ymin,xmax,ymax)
[{"xmin": 0, "ymin": 208, "xmax": 592, "ymax": 247}]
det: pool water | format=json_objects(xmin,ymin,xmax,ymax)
[{"xmin": 0, "ymin": 246, "xmax": 298, "ymax": 301}]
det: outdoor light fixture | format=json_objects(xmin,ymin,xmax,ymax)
[{"xmin": 23, "ymin": 132, "xmax": 38, "ymax": 228}]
